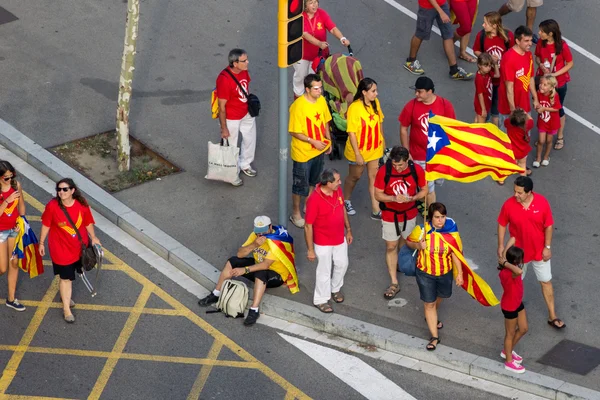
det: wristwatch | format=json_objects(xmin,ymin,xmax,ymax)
[{"xmin": 545, "ymin": 245, "xmax": 551, "ymax": 250}]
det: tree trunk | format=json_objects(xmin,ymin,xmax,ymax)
[{"xmin": 116, "ymin": 0, "xmax": 140, "ymax": 172}]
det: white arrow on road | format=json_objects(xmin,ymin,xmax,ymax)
[{"xmin": 279, "ymin": 333, "xmax": 417, "ymax": 400}]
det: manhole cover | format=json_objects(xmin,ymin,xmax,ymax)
[
  {"xmin": 0, "ymin": 7, "xmax": 18, "ymax": 25},
  {"xmin": 538, "ymin": 339, "xmax": 600, "ymax": 375}
]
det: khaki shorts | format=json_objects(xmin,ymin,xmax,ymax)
[
  {"xmin": 507, "ymin": 0, "xmax": 543, "ymax": 12},
  {"xmin": 522, "ymin": 259, "xmax": 552, "ymax": 282},
  {"xmin": 382, "ymin": 218, "xmax": 417, "ymax": 242}
]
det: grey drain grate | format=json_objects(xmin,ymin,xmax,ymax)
[{"xmin": 538, "ymin": 339, "xmax": 600, "ymax": 376}]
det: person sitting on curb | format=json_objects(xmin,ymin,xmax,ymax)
[{"xmin": 198, "ymin": 216, "xmax": 299, "ymax": 326}]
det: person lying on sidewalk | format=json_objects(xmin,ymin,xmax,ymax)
[{"xmin": 197, "ymin": 216, "xmax": 299, "ymax": 326}]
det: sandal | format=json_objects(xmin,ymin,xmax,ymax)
[
  {"xmin": 459, "ymin": 54, "xmax": 477, "ymax": 63},
  {"xmin": 384, "ymin": 283, "xmax": 400, "ymax": 300},
  {"xmin": 526, "ymin": 168, "xmax": 532, "ymax": 176},
  {"xmin": 426, "ymin": 337, "xmax": 440, "ymax": 351},
  {"xmin": 548, "ymin": 318, "xmax": 566, "ymax": 329},
  {"xmin": 554, "ymin": 138, "xmax": 564, "ymax": 150},
  {"xmin": 289, "ymin": 215, "xmax": 305, "ymax": 229},
  {"xmin": 331, "ymin": 292, "xmax": 344, "ymax": 303},
  {"xmin": 315, "ymin": 303, "xmax": 333, "ymax": 313}
]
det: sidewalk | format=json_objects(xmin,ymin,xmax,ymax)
[{"xmin": 1, "ymin": 119, "xmax": 598, "ymax": 400}]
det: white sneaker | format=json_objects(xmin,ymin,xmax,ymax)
[
  {"xmin": 231, "ymin": 178, "xmax": 243, "ymax": 187},
  {"xmin": 541, "ymin": 159, "xmax": 550, "ymax": 167},
  {"xmin": 344, "ymin": 200, "xmax": 356, "ymax": 216},
  {"xmin": 532, "ymin": 161, "xmax": 541, "ymax": 168}
]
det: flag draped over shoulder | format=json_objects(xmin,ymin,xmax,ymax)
[
  {"xmin": 12, "ymin": 216, "xmax": 44, "ymax": 278},
  {"xmin": 426, "ymin": 219, "xmax": 499, "ymax": 307},
  {"xmin": 265, "ymin": 225, "xmax": 299, "ymax": 294},
  {"xmin": 426, "ymin": 113, "xmax": 524, "ymax": 182}
]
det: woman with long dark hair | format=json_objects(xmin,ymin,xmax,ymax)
[
  {"xmin": 535, "ymin": 19, "xmax": 573, "ymax": 151},
  {"xmin": 39, "ymin": 178, "xmax": 101, "ymax": 323},
  {"xmin": 342, "ymin": 78, "xmax": 385, "ymax": 219},
  {"xmin": 0, "ymin": 161, "xmax": 26, "ymax": 311}
]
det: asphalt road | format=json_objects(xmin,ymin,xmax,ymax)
[{"xmin": 0, "ymin": 0, "xmax": 599, "ymax": 394}]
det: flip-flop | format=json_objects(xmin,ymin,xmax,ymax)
[
  {"xmin": 548, "ymin": 318, "xmax": 566, "ymax": 329},
  {"xmin": 332, "ymin": 291, "xmax": 344, "ymax": 303},
  {"xmin": 554, "ymin": 138, "xmax": 564, "ymax": 150},
  {"xmin": 459, "ymin": 54, "xmax": 477, "ymax": 63},
  {"xmin": 289, "ymin": 215, "xmax": 305, "ymax": 229},
  {"xmin": 315, "ymin": 303, "xmax": 333, "ymax": 313}
]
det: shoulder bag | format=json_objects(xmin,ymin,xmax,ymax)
[
  {"xmin": 59, "ymin": 203, "xmax": 97, "ymax": 271},
  {"xmin": 224, "ymin": 68, "xmax": 261, "ymax": 117}
]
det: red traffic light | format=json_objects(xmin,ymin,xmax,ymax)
[{"xmin": 288, "ymin": 0, "xmax": 302, "ymax": 18}]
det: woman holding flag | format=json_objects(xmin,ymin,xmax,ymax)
[{"xmin": 0, "ymin": 161, "xmax": 26, "ymax": 312}]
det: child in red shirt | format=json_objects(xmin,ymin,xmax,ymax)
[
  {"xmin": 474, "ymin": 53, "xmax": 499, "ymax": 123},
  {"xmin": 498, "ymin": 238, "xmax": 527, "ymax": 374},
  {"xmin": 504, "ymin": 109, "xmax": 534, "ymax": 181},
  {"xmin": 533, "ymin": 75, "xmax": 561, "ymax": 168}
]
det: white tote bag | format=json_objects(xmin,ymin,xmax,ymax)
[{"xmin": 205, "ymin": 139, "xmax": 239, "ymax": 184}]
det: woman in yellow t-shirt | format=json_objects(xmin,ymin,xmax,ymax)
[{"xmin": 343, "ymin": 78, "xmax": 385, "ymax": 219}]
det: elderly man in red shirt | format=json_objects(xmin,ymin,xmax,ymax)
[
  {"xmin": 497, "ymin": 176, "xmax": 565, "ymax": 329},
  {"xmin": 304, "ymin": 168, "xmax": 353, "ymax": 313}
]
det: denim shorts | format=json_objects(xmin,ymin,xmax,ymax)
[
  {"xmin": 0, "ymin": 228, "xmax": 18, "ymax": 243},
  {"xmin": 415, "ymin": 3, "xmax": 454, "ymax": 41},
  {"xmin": 556, "ymin": 83, "xmax": 567, "ymax": 118},
  {"xmin": 416, "ymin": 268, "xmax": 453, "ymax": 303},
  {"xmin": 292, "ymin": 153, "xmax": 325, "ymax": 197}
]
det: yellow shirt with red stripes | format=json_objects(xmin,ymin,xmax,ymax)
[
  {"xmin": 289, "ymin": 95, "xmax": 332, "ymax": 162},
  {"xmin": 344, "ymin": 98, "xmax": 385, "ymax": 162},
  {"xmin": 407, "ymin": 224, "xmax": 455, "ymax": 276}
]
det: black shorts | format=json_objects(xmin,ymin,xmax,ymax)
[
  {"xmin": 502, "ymin": 302, "xmax": 525, "ymax": 319},
  {"xmin": 228, "ymin": 257, "xmax": 284, "ymax": 288},
  {"xmin": 416, "ymin": 268, "xmax": 453, "ymax": 303},
  {"xmin": 53, "ymin": 260, "xmax": 82, "ymax": 281}
]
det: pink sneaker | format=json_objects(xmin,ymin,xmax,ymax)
[
  {"xmin": 501, "ymin": 350, "xmax": 523, "ymax": 364},
  {"xmin": 505, "ymin": 360, "xmax": 526, "ymax": 374}
]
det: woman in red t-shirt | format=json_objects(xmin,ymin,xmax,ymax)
[
  {"xmin": 498, "ymin": 238, "xmax": 528, "ymax": 374},
  {"xmin": 292, "ymin": 0, "xmax": 350, "ymax": 98},
  {"xmin": 535, "ymin": 19, "xmax": 573, "ymax": 151},
  {"xmin": 0, "ymin": 161, "xmax": 26, "ymax": 312},
  {"xmin": 39, "ymin": 178, "xmax": 101, "ymax": 323}
]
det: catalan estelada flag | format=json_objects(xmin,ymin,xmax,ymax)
[
  {"xmin": 265, "ymin": 226, "xmax": 299, "ymax": 294},
  {"xmin": 12, "ymin": 216, "xmax": 44, "ymax": 278},
  {"xmin": 426, "ymin": 219, "xmax": 499, "ymax": 307},
  {"xmin": 426, "ymin": 113, "xmax": 524, "ymax": 182}
]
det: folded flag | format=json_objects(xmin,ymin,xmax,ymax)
[
  {"xmin": 13, "ymin": 216, "xmax": 44, "ymax": 278},
  {"xmin": 265, "ymin": 225, "xmax": 299, "ymax": 294},
  {"xmin": 426, "ymin": 113, "xmax": 524, "ymax": 182}
]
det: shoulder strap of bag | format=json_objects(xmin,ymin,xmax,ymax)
[
  {"xmin": 59, "ymin": 203, "xmax": 85, "ymax": 247},
  {"xmin": 224, "ymin": 68, "xmax": 249, "ymax": 99}
]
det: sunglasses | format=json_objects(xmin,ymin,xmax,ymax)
[
  {"xmin": 56, "ymin": 187, "xmax": 72, "ymax": 192},
  {"xmin": 3, "ymin": 175, "xmax": 14, "ymax": 182}
]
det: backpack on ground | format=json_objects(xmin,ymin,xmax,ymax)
[{"xmin": 212, "ymin": 279, "xmax": 249, "ymax": 318}]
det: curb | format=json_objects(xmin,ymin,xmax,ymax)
[{"xmin": 1, "ymin": 119, "xmax": 598, "ymax": 400}]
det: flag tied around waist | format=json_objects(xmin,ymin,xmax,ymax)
[
  {"xmin": 426, "ymin": 113, "xmax": 524, "ymax": 182},
  {"xmin": 264, "ymin": 225, "xmax": 299, "ymax": 294},
  {"xmin": 12, "ymin": 216, "xmax": 44, "ymax": 278},
  {"xmin": 426, "ymin": 219, "xmax": 499, "ymax": 307}
]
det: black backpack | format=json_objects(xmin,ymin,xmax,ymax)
[
  {"xmin": 379, "ymin": 159, "xmax": 421, "ymax": 236},
  {"xmin": 479, "ymin": 30, "xmax": 511, "ymax": 54}
]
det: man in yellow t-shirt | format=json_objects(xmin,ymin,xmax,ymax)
[{"xmin": 288, "ymin": 73, "xmax": 332, "ymax": 229}]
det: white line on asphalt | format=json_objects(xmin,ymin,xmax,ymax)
[
  {"xmin": 381, "ymin": 0, "xmax": 600, "ymax": 137},
  {"xmin": 279, "ymin": 333, "xmax": 418, "ymax": 400}
]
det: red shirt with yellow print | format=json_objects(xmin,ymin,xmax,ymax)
[
  {"xmin": 289, "ymin": 95, "xmax": 332, "ymax": 162},
  {"xmin": 0, "ymin": 187, "xmax": 20, "ymax": 230},
  {"xmin": 302, "ymin": 8, "xmax": 336, "ymax": 61},
  {"xmin": 407, "ymin": 223, "xmax": 455, "ymax": 276},
  {"xmin": 41, "ymin": 198, "xmax": 95, "ymax": 265},
  {"xmin": 498, "ymin": 48, "xmax": 534, "ymax": 115},
  {"xmin": 344, "ymin": 98, "xmax": 385, "ymax": 162}
]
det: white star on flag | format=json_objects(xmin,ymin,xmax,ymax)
[{"xmin": 428, "ymin": 131, "xmax": 442, "ymax": 150}]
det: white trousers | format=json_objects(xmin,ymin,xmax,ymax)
[
  {"xmin": 292, "ymin": 60, "xmax": 314, "ymax": 97},
  {"xmin": 225, "ymin": 112, "xmax": 256, "ymax": 170},
  {"xmin": 313, "ymin": 240, "xmax": 349, "ymax": 305}
]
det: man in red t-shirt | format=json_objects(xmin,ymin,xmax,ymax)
[
  {"xmin": 374, "ymin": 146, "xmax": 428, "ymax": 300},
  {"xmin": 399, "ymin": 77, "xmax": 455, "ymax": 205},
  {"xmin": 498, "ymin": 26, "xmax": 539, "ymax": 128},
  {"xmin": 497, "ymin": 176, "xmax": 565, "ymax": 329},
  {"xmin": 216, "ymin": 48, "xmax": 257, "ymax": 186},
  {"xmin": 305, "ymin": 168, "xmax": 352, "ymax": 313}
]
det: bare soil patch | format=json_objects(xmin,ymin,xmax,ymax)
[{"xmin": 49, "ymin": 130, "xmax": 181, "ymax": 192}]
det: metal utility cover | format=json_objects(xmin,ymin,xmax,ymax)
[
  {"xmin": 538, "ymin": 339, "xmax": 600, "ymax": 376},
  {"xmin": 0, "ymin": 7, "xmax": 18, "ymax": 25}
]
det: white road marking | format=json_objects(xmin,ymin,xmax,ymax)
[
  {"xmin": 380, "ymin": 0, "xmax": 600, "ymax": 137},
  {"xmin": 279, "ymin": 333, "xmax": 418, "ymax": 400}
]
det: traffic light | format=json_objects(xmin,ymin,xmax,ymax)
[{"xmin": 278, "ymin": 0, "xmax": 304, "ymax": 68}]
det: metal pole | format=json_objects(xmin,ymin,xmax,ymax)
[{"xmin": 278, "ymin": 67, "xmax": 288, "ymax": 228}]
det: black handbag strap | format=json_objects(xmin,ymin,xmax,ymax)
[
  {"xmin": 59, "ymin": 203, "xmax": 86, "ymax": 248},
  {"xmin": 223, "ymin": 68, "xmax": 249, "ymax": 99}
]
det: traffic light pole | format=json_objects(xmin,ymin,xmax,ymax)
[{"xmin": 278, "ymin": 68, "xmax": 288, "ymax": 228}]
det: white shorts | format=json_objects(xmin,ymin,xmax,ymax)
[
  {"xmin": 382, "ymin": 218, "xmax": 417, "ymax": 242},
  {"xmin": 506, "ymin": 0, "xmax": 543, "ymax": 12},
  {"xmin": 522, "ymin": 259, "xmax": 552, "ymax": 282},
  {"xmin": 413, "ymin": 160, "xmax": 443, "ymax": 193}
]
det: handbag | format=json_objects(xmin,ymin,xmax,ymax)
[
  {"xmin": 59, "ymin": 204, "xmax": 97, "ymax": 272},
  {"xmin": 205, "ymin": 139, "xmax": 240, "ymax": 184},
  {"xmin": 224, "ymin": 68, "xmax": 261, "ymax": 117},
  {"xmin": 397, "ymin": 244, "xmax": 417, "ymax": 276}
]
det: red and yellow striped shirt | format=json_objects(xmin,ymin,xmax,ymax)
[{"xmin": 407, "ymin": 224, "xmax": 455, "ymax": 276}]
